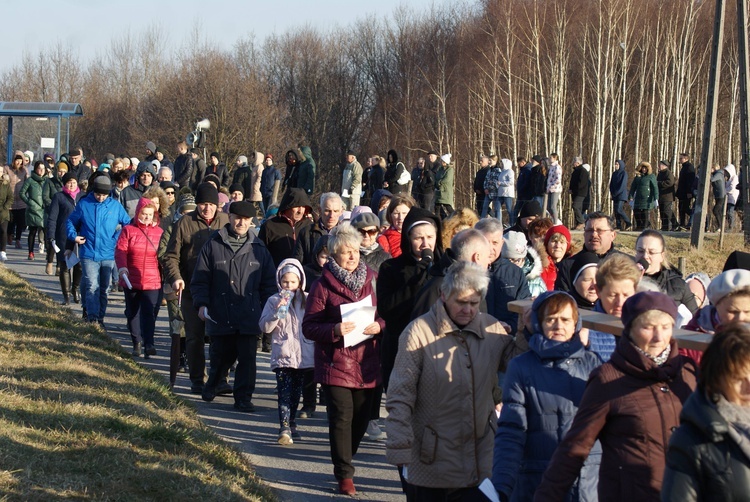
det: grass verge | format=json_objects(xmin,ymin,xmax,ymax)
[{"xmin": 0, "ymin": 267, "xmax": 276, "ymax": 501}]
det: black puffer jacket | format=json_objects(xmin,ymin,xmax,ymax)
[
  {"xmin": 258, "ymin": 188, "xmax": 312, "ymax": 267},
  {"xmin": 645, "ymin": 266, "xmax": 699, "ymax": 314},
  {"xmin": 377, "ymin": 207, "xmax": 443, "ymax": 390},
  {"xmin": 383, "ymin": 149, "xmax": 408, "ymax": 195},
  {"xmin": 662, "ymin": 390, "xmax": 750, "ymax": 502}
]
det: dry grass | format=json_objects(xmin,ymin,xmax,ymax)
[
  {"xmin": 569, "ymin": 230, "xmax": 750, "ymax": 277},
  {"xmin": 0, "ymin": 267, "xmax": 277, "ymax": 501}
]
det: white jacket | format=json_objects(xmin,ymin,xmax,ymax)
[
  {"xmin": 725, "ymin": 164, "xmax": 740, "ymax": 205},
  {"xmin": 497, "ymin": 158, "xmax": 515, "ymax": 198}
]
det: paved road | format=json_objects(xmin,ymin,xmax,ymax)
[{"xmin": 5, "ymin": 243, "xmax": 403, "ymax": 501}]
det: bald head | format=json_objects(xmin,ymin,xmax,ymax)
[{"xmin": 451, "ymin": 228, "xmax": 492, "ymax": 270}]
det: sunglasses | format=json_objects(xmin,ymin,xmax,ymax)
[
  {"xmin": 357, "ymin": 228, "xmax": 378, "ymax": 237},
  {"xmin": 165, "ymin": 191, "xmax": 175, "ymax": 195}
]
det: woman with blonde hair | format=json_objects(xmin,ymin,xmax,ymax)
[{"xmin": 440, "ymin": 207, "xmax": 479, "ymax": 250}]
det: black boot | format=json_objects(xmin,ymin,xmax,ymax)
[{"xmin": 60, "ymin": 269, "xmax": 71, "ymax": 305}]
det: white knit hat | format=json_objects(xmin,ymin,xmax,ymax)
[
  {"xmin": 441, "ymin": 153, "xmax": 452, "ymax": 164},
  {"xmin": 501, "ymin": 231, "xmax": 527, "ymax": 260}
]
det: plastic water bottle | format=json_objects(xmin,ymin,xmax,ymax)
[{"xmin": 277, "ymin": 290, "xmax": 293, "ymax": 319}]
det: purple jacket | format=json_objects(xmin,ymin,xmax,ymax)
[{"xmin": 302, "ymin": 264, "xmax": 384, "ymax": 388}]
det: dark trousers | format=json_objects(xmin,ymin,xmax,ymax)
[
  {"xmin": 422, "ymin": 192, "xmax": 435, "ymax": 214},
  {"xmin": 27, "ymin": 226, "xmax": 42, "ymax": 252},
  {"xmin": 711, "ymin": 198, "xmax": 726, "ymax": 231},
  {"xmin": 323, "ymin": 385, "xmax": 376, "ymax": 480},
  {"xmin": 181, "ymin": 292, "xmax": 207, "ymax": 386},
  {"xmin": 475, "ymin": 194, "xmax": 485, "ymax": 216},
  {"xmin": 206, "ymin": 334, "xmax": 258, "ymax": 405},
  {"xmin": 634, "ymin": 209, "xmax": 651, "ymax": 230},
  {"xmin": 302, "ymin": 369, "xmax": 317, "ymax": 410},
  {"xmin": 275, "ymin": 368, "xmax": 305, "ymax": 429},
  {"xmin": 613, "ymin": 200, "xmax": 631, "ymax": 229},
  {"xmin": 436, "ymin": 203, "xmax": 454, "ymax": 221},
  {"xmin": 167, "ymin": 298, "xmax": 185, "ymax": 387},
  {"xmin": 659, "ymin": 200, "xmax": 678, "ymax": 231},
  {"xmin": 678, "ymin": 197, "xmax": 693, "ymax": 227},
  {"xmin": 0, "ymin": 220, "xmax": 8, "ymax": 251},
  {"xmin": 124, "ymin": 288, "xmax": 160, "ymax": 349},
  {"xmin": 405, "ymin": 484, "xmax": 487, "ymax": 502},
  {"xmin": 8, "ymin": 208, "xmax": 25, "ymax": 241},
  {"xmin": 572, "ymin": 196, "xmax": 586, "ymax": 225}
]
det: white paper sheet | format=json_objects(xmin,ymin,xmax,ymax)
[
  {"xmin": 478, "ymin": 478, "xmax": 500, "ymax": 502},
  {"xmin": 340, "ymin": 296, "xmax": 376, "ymax": 347},
  {"xmin": 342, "ymin": 189, "xmax": 349, "ymax": 197},
  {"xmin": 52, "ymin": 240, "xmax": 61, "ymax": 253},
  {"xmin": 122, "ymin": 274, "xmax": 133, "ymax": 289}
]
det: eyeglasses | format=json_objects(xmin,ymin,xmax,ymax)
[
  {"xmin": 584, "ymin": 228, "xmax": 612, "ymax": 235},
  {"xmin": 357, "ymin": 228, "xmax": 378, "ymax": 237},
  {"xmin": 165, "ymin": 191, "xmax": 175, "ymax": 195}
]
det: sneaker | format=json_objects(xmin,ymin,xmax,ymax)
[
  {"xmin": 278, "ymin": 428, "xmax": 293, "ymax": 445},
  {"xmin": 366, "ymin": 420, "xmax": 385, "ymax": 440},
  {"xmin": 178, "ymin": 354, "xmax": 188, "ymax": 372},
  {"xmin": 297, "ymin": 406, "xmax": 315, "ymax": 419},
  {"xmin": 0, "ymin": 251, "xmax": 6, "ymax": 262},
  {"xmin": 28, "ymin": 252, "xmax": 34, "ymax": 261}
]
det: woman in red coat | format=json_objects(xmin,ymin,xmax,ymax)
[
  {"xmin": 302, "ymin": 223, "xmax": 385, "ymax": 496},
  {"xmin": 376, "ymin": 194, "xmax": 414, "ymax": 257},
  {"xmin": 115, "ymin": 198, "xmax": 164, "ymax": 358}
]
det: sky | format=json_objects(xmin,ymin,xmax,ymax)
[{"xmin": 2, "ymin": 0, "xmax": 456, "ymax": 71}]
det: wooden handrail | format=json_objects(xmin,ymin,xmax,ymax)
[{"xmin": 508, "ymin": 299, "xmax": 712, "ymax": 351}]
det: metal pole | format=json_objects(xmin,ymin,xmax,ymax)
[
  {"xmin": 736, "ymin": 0, "xmax": 750, "ymax": 245},
  {"xmin": 6, "ymin": 117, "xmax": 12, "ymax": 165},
  {"xmin": 691, "ymin": 0, "xmax": 726, "ymax": 250}
]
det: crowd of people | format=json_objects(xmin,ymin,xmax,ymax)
[{"xmin": 2, "ymin": 141, "xmax": 750, "ymax": 500}]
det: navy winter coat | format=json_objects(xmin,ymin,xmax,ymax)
[
  {"xmin": 609, "ymin": 160, "xmax": 629, "ymax": 202},
  {"xmin": 494, "ymin": 331, "xmax": 602, "ymax": 502},
  {"xmin": 486, "ymin": 257, "xmax": 531, "ymax": 333}
]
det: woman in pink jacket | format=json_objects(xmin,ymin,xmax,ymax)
[{"xmin": 116, "ymin": 198, "xmax": 164, "ymax": 358}]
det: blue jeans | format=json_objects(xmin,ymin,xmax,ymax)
[
  {"xmin": 499, "ymin": 197, "xmax": 514, "ymax": 225},
  {"xmin": 481, "ymin": 196, "xmax": 502, "ymax": 219},
  {"xmin": 80, "ymin": 258, "xmax": 115, "ymax": 322},
  {"xmin": 613, "ymin": 200, "xmax": 631, "ymax": 229},
  {"xmin": 547, "ymin": 192, "xmax": 560, "ymax": 222}
]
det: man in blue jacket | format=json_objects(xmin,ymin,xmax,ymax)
[
  {"xmin": 191, "ymin": 200, "xmax": 277, "ymax": 412},
  {"xmin": 66, "ymin": 175, "xmax": 131, "ymax": 325},
  {"xmin": 609, "ymin": 159, "xmax": 630, "ymax": 231}
]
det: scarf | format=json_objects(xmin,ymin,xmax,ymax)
[
  {"xmin": 63, "ymin": 186, "xmax": 80, "ymax": 199},
  {"xmin": 359, "ymin": 242, "xmax": 380, "ymax": 256},
  {"xmin": 715, "ymin": 395, "xmax": 750, "ymax": 462},
  {"xmin": 633, "ymin": 342, "xmax": 671, "ymax": 366},
  {"xmin": 328, "ymin": 257, "xmax": 367, "ymax": 296}
]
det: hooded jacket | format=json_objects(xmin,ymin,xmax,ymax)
[
  {"xmin": 0, "ymin": 173, "xmax": 13, "ymax": 223},
  {"xmin": 725, "ymin": 164, "xmax": 740, "ymax": 205},
  {"xmin": 190, "ymin": 223, "xmax": 276, "ymax": 336},
  {"xmin": 494, "ymin": 292, "xmax": 601, "ymax": 502},
  {"xmin": 377, "ymin": 207, "xmax": 444, "ymax": 390},
  {"xmin": 302, "ymin": 262, "xmax": 384, "ymax": 388},
  {"xmin": 42, "ymin": 169, "xmax": 64, "ymax": 213},
  {"xmin": 19, "ymin": 171, "xmax": 46, "ymax": 227},
  {"xmin": 115, "ymin": 197, "xmax": 164, "ymax": 291},
  {"xmin": 383, "ymin": 149, "xmax": 409, "ymax": 195},
  {"xmin": 66, "ymin": 191, "xmax": 132, "ymax": 262},
  {"xmin": 385, "ymin": 300, "xmax": 528, "ymax": 489},
  {"xmin": 5, "ymin": 160, "xmax": 27, "ymax": 211},
  {"xmin": 259, "ymin": 258, "xmax": 315, "ymax": 371},
  {"xmin": 662, "ymin": 390, "xmax": 750, "ymax": 502},
  {"xmin": 609, "ymin": 161, "xmax": 629, "ymax": 202},
  {"xmin": 534, "ymin": 335, "xmax": 698, "ymax": 502},
  {"xmin": 260, "ymin": 162, "xmax": 282, "ymax": 200},
  {"xmin": 297, "ymin": 146, "xmax": 316, "ymax": 195},
  {"xmin": 258, "ymin": 188, "xmax": 313, "ymax": 267}
]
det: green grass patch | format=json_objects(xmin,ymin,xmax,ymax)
[{"xmin": 0, "ymin": 268, "xmax": 276, "ymax": 501}]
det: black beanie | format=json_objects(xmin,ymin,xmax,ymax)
[
  {"xmin": 229, "ymin": 183, "xmax": 245, "ymax": 196},
  {"xmin": 519, "ymin": 200, "xmax": 543, "ymax": 218},
  {"xmin": 61, "ymin": 172, "xmax": 75, "ymax": 185},
  {"xmin": 195, "ymin": 183, "xmax": 219, "ymax": 205}
]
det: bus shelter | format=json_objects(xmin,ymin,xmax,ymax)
[{"xmin": 0, "ymin": 102, "xmax": 83, "ymax": 163}]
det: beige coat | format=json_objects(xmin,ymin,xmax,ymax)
[
  {"xmin": 385, "ymin": 300, "xmax": 528, "ymax": 489},
  {"xmin": 249, "ymin": 151, "xmax": 264, "ymax": 202}
]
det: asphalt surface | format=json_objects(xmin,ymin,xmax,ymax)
[{"xmin": 5, "ymin": 240, "xmax": 403, "ymax": 501}]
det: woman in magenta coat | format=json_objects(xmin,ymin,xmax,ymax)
[
  {"xmin": 302, "ymin": 223, "xmax": 385, "ymax": 496},
  {"xmin": 115, "ymin": 197, "xmax": 164, "ymax": 358}
]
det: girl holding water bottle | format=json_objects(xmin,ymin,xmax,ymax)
[{"xmin": 259, "ymin": 258, "xmax": 314, "ymax": 445}]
